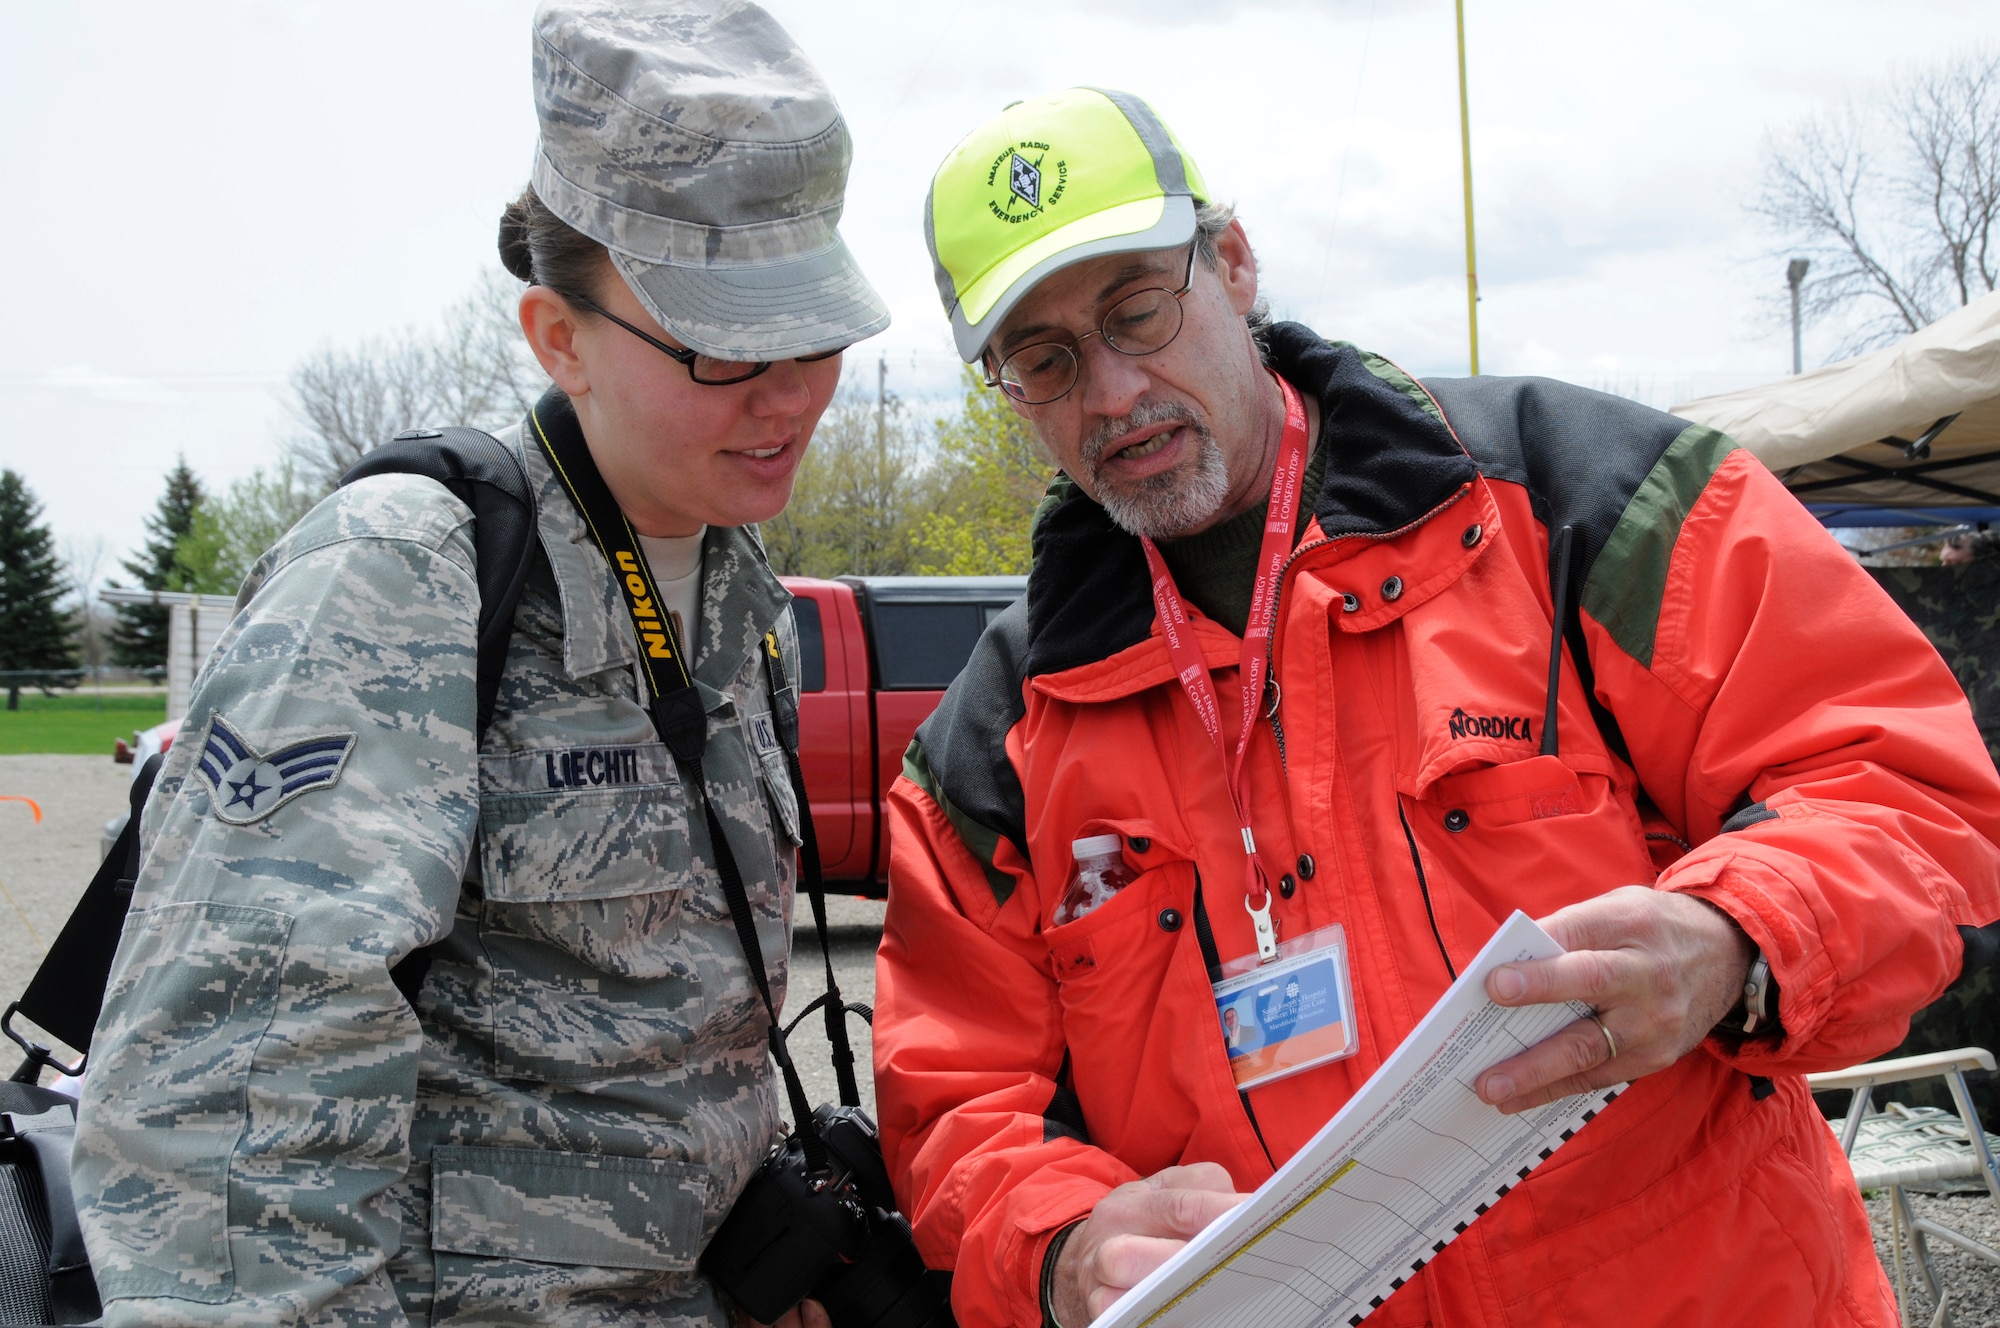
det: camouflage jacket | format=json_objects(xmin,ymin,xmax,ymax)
[{"xmin": 74, "ymin": 421, "xmax": 802, "ymax": 1327}]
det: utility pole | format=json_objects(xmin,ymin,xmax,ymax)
[
  {"xmin": 1454, "ymin": 0, "xmax": 1480, "ymax": 375},
  {"xmin": 1787, "ymin": 258, "xmax": 1810, "ymax": 375},
  {"xmin": 860, "ymin": 353, "xmax": 887, "ymax": 576}
]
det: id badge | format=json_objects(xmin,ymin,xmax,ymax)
[{"xmin": 1211, "ymin": 924, "xmax": 1358, "ymax": 1090}]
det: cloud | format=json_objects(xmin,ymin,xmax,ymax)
[{"xmin": 18, "ymin": 367, "xmax": 283, "ymax": 407}]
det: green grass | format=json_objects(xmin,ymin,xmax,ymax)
[{"xmin": 0, "ymin": 690, "xmax": 169, "ymax": 755}]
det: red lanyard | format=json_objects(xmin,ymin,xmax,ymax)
[{"xmin": 1139, "ymin": 372, "xmax": 1310, "ymax": 964}]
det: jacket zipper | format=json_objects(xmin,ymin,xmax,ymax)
[
  {"xmin": 1191, "ymin": 872, "xmax": 1276, "ymax": 1169},
  {"xmin": 1395, "ymin": 795, "xmax": 1458, "ymax": 981},
  {"xmin": 1259, "ymin": 536, "xmax": 1324, "ymax": 772}
]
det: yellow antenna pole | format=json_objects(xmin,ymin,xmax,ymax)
[{"xmin": 1454, "ymin": 0, "xmax": 1480, "ymax": 375}]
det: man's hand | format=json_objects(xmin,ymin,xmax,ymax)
[
  {"xmin": 1053, "ymin": 1164, "xmax": 1250, "ymax": 1326},
  {"xmin": 1474, "ymin": 886, "xmax": 1755, "ymax": 1114}
]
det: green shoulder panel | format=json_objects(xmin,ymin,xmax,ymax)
[
  {"xmin": 1353, "ymin": 347, "xmax": 1448, "ymax": 425},
  {"xmin": 1581, "ymin": 424, "xmax": 1737, "ymax": 669},
  {"xmin": 903, "ymin": 737, "xmax": 1016, "ymax": 907}
]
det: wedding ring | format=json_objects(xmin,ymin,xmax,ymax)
[{"xmin": 1590, "ymin": 1014, "xmax": 1619, "ymax": 1061}]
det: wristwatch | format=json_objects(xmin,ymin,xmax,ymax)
[
  {"xmin": 1728, "ymin": 948, "xmax": 1779, "ymax": 1036},
  {"xmin": 1041, "ymin": 1221, "xmax": 1084, "ymax": 1328}
]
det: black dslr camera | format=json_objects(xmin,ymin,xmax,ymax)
[{"xmin": 703, "ymin": 1104, "xmax": 955, "ymax": 1328}]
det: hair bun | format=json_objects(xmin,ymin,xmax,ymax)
[{"xmin": 497, "ymin": 199, "xmax": 536, "ymax": 282}]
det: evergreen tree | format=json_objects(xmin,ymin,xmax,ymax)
[
  {"xmin": 0, "ymin": 470, "xmax": 79, "ymax": 674},
  {"xmin": 173, "ymin": 461, "xmax": 321, "ymax": 597},
  {"xmin": 108, "ymin": 458, "xmax": 204, "ymax": 667}
]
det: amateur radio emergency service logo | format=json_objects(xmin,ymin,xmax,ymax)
[{"xmin": 986, "ymin": 141, "xmax": 1068, "ymax": 223}]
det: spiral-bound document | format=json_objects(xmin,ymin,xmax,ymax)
[{"xmin": 1095, "ymin": 911, "xmax": 1623, "ymax": 1328}]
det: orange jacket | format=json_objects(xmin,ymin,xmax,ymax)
[{"xmin": 874, "ymin": 328, "xmax": 2000, "ymax": 1327}]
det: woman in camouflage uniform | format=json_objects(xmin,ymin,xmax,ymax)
[{"xmin": 72, "ymin": 4, "xmax": 886, "ymax": 1325}]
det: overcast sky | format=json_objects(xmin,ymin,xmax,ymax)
[{"xmin": 5, "ymin": 0, "xmax": 1997, "ymax": 572}]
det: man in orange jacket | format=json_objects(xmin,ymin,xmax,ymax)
[{"xmin": 874, "ymin": 87, "xmax": 2000, "ymax": 1328}]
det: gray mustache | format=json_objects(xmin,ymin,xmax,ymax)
[{"xmin": 1082, "ymin": 400, "xmax": 1201, "ymax": 468}]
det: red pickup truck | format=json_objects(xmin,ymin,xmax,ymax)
[
  {"xmin": 112, "ymin": 575, "xmax": 1027, "ymax": 895},
  {"xmin": 784, "ymin": 575, "xmax": 1026, "ymax": 895}
]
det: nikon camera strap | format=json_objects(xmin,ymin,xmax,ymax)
[{"xmin": 527, "ymin": 389, "xmax": 847, "ymax": 1172}]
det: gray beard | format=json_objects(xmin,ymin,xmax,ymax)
[{"xmin": 1083, "ymin": 401, "xmax": 1231, "ymax": 539}]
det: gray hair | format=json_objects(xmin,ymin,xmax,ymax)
[{"xmin": 1193, "ymin": 201, "xmax": 1274, "ymax": 358}]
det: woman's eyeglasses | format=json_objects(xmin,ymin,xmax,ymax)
[{"xmin": 568, "ymin": 292, "xmax": 847, "ymax": 385}]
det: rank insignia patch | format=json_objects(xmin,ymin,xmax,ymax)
[{"xmin": 192, "ymin": 711, "xmax": 356, "ymax": 825}]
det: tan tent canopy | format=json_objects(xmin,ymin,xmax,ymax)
[{"xmin": 1673, "ymin": 290, "xmax": 2000, "ymax": 511}]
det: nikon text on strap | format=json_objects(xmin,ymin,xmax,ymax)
[{"xmin": 527, "ymin": 388, "xmax": 852, "ymax": 1171}]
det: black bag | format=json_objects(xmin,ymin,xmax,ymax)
[{"xmin": 0, "ymin": 1080, "xmax": 95, "ymax": 1327}]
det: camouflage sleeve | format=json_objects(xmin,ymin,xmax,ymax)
[{"xmin": 73, "ymin": 476, "xmax": 482, "ymax": 1327}]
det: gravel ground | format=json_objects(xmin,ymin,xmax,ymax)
[
  {"xmin": 0, "ymin": 754, "xmax": 130, "ymax": 1062},
  {"xmin": 1866, "ymin": 1189, "xmax": 2000, "ymax": 1326}
]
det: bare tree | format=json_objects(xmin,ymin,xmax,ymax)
[
  {"xmin": 1903, "ymin": 56, "xmax": 2000, "ymax": 307},
  {"xmin": 1755, "ymin": 51, "xmax": 2000, "ymax": 352},
  {"xmin": 286, "ymin": 270, "xmax": 548, "ymax": 489},
  {"xmin": 61, "ymin": 535, "xmax": 110, "ymax": 673}
]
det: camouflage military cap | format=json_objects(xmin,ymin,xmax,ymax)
[{"xmin": 531, "ymin": 0, "xmax": 890, "ymax": 359}]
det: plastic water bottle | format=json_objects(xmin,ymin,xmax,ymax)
[{"xmin": 1052, "ymin": 834, "xmax": 1137, "ymax": 926}]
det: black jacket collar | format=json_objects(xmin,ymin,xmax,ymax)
[{"xmin": 1024, "ymin": 324, "xmax": 1475, "ymax": 678}]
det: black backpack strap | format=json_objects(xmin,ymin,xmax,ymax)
[
  {"xmin": 342, "ymin": 427, "xmax": 538, "ymax": 741},
  {"xmin": 0, "ymin": 426, "xmax": 536, "ymax": 1322},
  {"xmin": 341, "ymin": 425, "xmax": 541, "ymax": 1006},
  {"xmin": 7, "ymin": 753, "xmax": 164, "ymax": 1075}
]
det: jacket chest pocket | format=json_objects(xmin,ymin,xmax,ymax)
[
  {"xmin": 478, "ymin": 764, "xmax": 692, "ymax": 904},
  {"xmin": 475, "ymin": 749, "xmax": 703, "ymax": 1082},
  {"xmin": 1041, "ymin": 828, "xmax": 1225, "ymax": 1175},
  {"xmin": 1401, "ymin": 754, "xmax": 1654, "ymax": 961}
]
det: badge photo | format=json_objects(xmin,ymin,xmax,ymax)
[{"xmin": 1212, "ymin": 923, "xmax": 1359, "ymax": 1090}]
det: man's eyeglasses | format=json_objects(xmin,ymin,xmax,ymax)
[
  {"xmin": 984, "ymin": 243, "xmax": 1198, "ymax": 405},
  {"xmin": 568, "ymin": 292, "xmax": 847, "ymax": 386}
]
